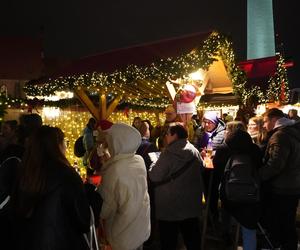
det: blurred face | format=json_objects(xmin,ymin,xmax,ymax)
[
  {"xmin": 1, "ymin": 123, "xmax": 13, "ymax": 137},
  {"xmin": 165, "ymin": 112, "xmax": 177, "ymax": 123},
  {"xmin": 97, "ymin": 141, "xmax": 111, "ymax": 162},
  {"xmin": 165, "ymin": 129, "xmax": 178, "ymax": 145},
  {"xmin": 142, "ymin": 122, "xmax": 150, "ymax": 138},
  {"xmin": 224, "ymin": 129, "xmax": 230, "ymax": 139},
  {"xmin": 133, "ymin": 118, "xmax": 142, "ymax": 129},
  {"xmin": 288, "ymin": 110, "xmax": 297, "ymax": 119},
  {"xmin": 202, "ymin": 118, "xmax": 217, "ymax": 132},
  {"xmin": 263, "ymin": 116, "xmax": 277, "ymax": 132},
  {"xmin": 247, "ymin": 120, "xmax": 258, "ymax": 134},
  {"xmin": 60, "ymin": 140, "xmax": 67, "ymax": 155}
]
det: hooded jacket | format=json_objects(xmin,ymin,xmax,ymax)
[
  {"xmin": 98, "ymin": 123, "xmax": 150, "ymax": 250},
  {"xmin": 260, "ymin": 119, "xmax": 300, "ymax": 195},
  {"xmin": 149, "ymin": 139, "xmax": 203, "ymax": 221}
]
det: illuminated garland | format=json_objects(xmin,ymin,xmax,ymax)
[
  {"xmin": 0, "ymin": 95, "xmax": 166, "ymax": 116},
  {"xmin": 0, "ymin": 95, "xmax": 7, "ymax": 121},
  {"xmin": 237, "ymin": 54, "xmax": 289, "ymax": 105},
  {"xmin": 24, "ymin": 32, "xmax": 245, "ymax": 108},
  {"xmin": 19, "ymin": 33, "xmax": 290, "ymax": 111},
  {"xmin": 0, "ymin": 95, "xmax": 27, "ymax": 121},
  {"xmin": 39, "ymin": 108, "xmax": 164, "ymax": 167},
  {"xmin": 266, "ymin": 54, "xmax": 289, "ymax": 104}
]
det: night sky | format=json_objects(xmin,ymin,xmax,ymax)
[{"xmin": 1, "ymin": 0, "xmax": 298, "ymax": 88}]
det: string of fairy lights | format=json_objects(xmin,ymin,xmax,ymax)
[
  {"xmin": 39, "ymin": 108, "xmax": 165, "ymax": 167},
  {"xmin": 0, "ymin": 42, "xmax": 289, "ymax": 121},
  {"xmin": 0, "ymin": 31, "xmax": 290, "ymax": 165},
  {"xmin": 0, "ymin": 29, "xmax": 291, "ymax": 178},
  {"xmin": 0, "ymin": 96, "xmax": 28, "ymax": 121},
  {"xmin": 232, "ymin": 54, "xmax": 289, "ymax": 105},
  {"xmin": 22, "ymin": 32, "xmax": 289, "ymax": 110},
  {"xmin": 23, "ymin": 32, "xmax": 237, "ymax": 108}
]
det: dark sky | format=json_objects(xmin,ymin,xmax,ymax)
[{"xmin": 1, "ymin": 0, "xmax": 299, "ymax": 88}]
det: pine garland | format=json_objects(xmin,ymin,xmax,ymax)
[{"xmin": 18, "ymin": 33, "xmax": 290, "ymax": 110}]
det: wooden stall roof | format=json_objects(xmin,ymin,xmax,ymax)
[{"xmin": 25, "ymin": 31, "xmax": 239, "ymax": 112}]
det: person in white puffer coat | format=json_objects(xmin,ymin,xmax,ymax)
[{"xmin": 98, "ymin": 123, "xmax": 150, "ymax": 250}]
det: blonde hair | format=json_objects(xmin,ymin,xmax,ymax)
[
  {"xmin": 248, "ymin": 116, "xmax": 267, "ymax": 144},
  {"xmin": 248, "ymin": 116, "xmax": 264, "ymax": 128},
  {"xmin": 226, "ymin": 121, "xmax": 247, "ymax": 134}
]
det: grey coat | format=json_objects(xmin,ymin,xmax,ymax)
[{"xmin": 149, "ymin": 139, "xmax": 204, "ymax": 220}]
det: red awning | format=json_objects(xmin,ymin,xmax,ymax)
[
  {"xmin": 238, "ymin": 56, "xmax": 277, "ymax": 79},
  {"xmin": 238, "ymin": 56, "xmax": 293, "ymax": 90}
]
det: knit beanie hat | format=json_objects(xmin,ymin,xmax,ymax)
[{"xmin": 203, "ymin": 111, "xmax": 219, "ymax": 124}]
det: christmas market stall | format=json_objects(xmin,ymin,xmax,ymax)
[
  {"xmin": 238, "ymin": 54, "xmax": 291, "ymax": 116},
  {"xmin": 3, "ymin": 31, "xmax": 291, "ymax": 167},
  {"xmin": 24, "ymin": 31, "xmax": 243, "ymax": 122}
]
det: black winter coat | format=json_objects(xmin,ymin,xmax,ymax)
[
  {"xmin": 0, "ymin": 144, "xmax": 24, "ymax": 248},
  {"xmin": 260, "ymin": 121, "xmax": 300, "ymax": 195},
  {"xmin": 213, "ymin": 129, "xmax": 263, "ymax": 229},
  {"xmin": 12, "ymin": 163, "xmax": 91, "ymax": 250}
]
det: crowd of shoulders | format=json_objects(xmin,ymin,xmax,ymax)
[{"xmin": 1, "ymin": 106, "xmax": 300, "ymax": 250}]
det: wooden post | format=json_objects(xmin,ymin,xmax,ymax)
[
  {"xmin": 99, "ymin": 93, "xmax": 107, "ymax": 120},
  {"xmin": 106, "ymin": 95, "xmax": 122, "ymax": 119},
  {"xmin": 155, "ymin": 111, "xmax": 161, "ymax": 126},
  {"xmin": 75, "ymin": 88, "xmax": 122, "ymax": 121},
  {"xmin": 75, "ymin": 88, "xmax": 100, "ymax": 121}
]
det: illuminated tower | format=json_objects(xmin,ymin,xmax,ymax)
[{"xmin": 247, "ymin": 0, "xmax": 275, "ymax": 59}]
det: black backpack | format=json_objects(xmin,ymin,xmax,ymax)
[
  {"xmin": 74, "ymin": 136, "xmax": 86, "ymax": 157},
  {"xmin": 223, "ymin": 153, "xmax": 260, "ymax": 203}
]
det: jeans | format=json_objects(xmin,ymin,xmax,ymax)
[{"xmin": 241, "ymin": 226, "xmax": 256, "ymax": 250}]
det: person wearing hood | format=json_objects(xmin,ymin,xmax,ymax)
[
  {"xmin": 213, "ymin": 121, "xmax": 262, "ymax": 250},
  {"xmin": 98, "ymin": 123, "xmax": 150, "ymax": 250},
  {"xmin": 149, "ymin": 122, "xmax": 204, "ymax": 250},
  {"xmin": 260, "ymin": 108, "xmax": 300, "ymax": 250}
]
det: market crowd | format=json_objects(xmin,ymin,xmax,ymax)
[{"xmin": 0, "ymin": 107, "xmax": 300, "ymax": 250}]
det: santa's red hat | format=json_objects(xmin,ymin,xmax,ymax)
[{"xmin": 97, "ymin": 120, "xmax": 113, "ymax": 131}]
